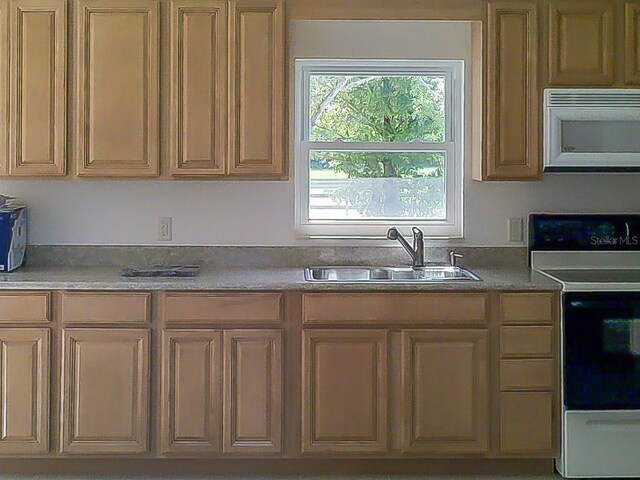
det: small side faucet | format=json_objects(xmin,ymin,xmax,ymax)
[{"xmin": 387, "ymin": 227, "xmax": 425, "ymax": 268}]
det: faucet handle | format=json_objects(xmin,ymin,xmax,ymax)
[{"xmin": 449, "ymin": 251, "xmax": 463, "ymax": 267}]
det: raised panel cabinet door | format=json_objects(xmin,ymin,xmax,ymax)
[
  {"xmin": 401, "ymin": 329, "xmax": 488, "ymax": 453},
  {"xmin": 501, "ymin": 392, "xmax": 556, "ymax": 455},
  {"xmin": 548, "ymin": 1, "xmax": 615, "ymax": 85},
  {"xmin": 625, "ymin": 1, "xmax": 640, "ymax": 84},
  {"xmin": 9, "ymin": 0, "xmax": 66, "ymax": 176},
  {"xmin": 228, "ymin": 0, "xmax": 285, "ymax": 177},
  {"xmin": 170, "ymin": 0, "xmax": 227, "ymax": 176},
  {"xmin": 0, "ymin": 1, "xmax": 8, "ymax": 176},
  {"xmin": 161, "ymin": 330, "xmax": 222, "ymax": 455},
  {"xmin": 223, "ymin": 329, "xmax": 282, "ymax": 453},
  {"xmin": 61, "ymin": 328, "xmax": 150, "ymax": 454},
  {"xmin": 0, "ymin": 328, "xmax": 49, "ymax": 455},
  {"xmin": 485, "ymin": 2, "xmax": 540, "ymax": 180},
  {"xmin": 302, "ymin": 329, "xmax": 388, "ymax": 454},
  {"xmin": 75, "ymin": 0, "xmax": 159, "ymax": 177}
]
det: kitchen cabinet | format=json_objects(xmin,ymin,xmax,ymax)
[
  {"xmin": 0, "ymin": 288, "xmax": 561, "ymax": 464},
  {"xmin": 483, "ymin": 1, "xmax": 540, "ymax": 180},
  {"xmin": 302, "ymin": 329, "xmax": 388, "ymax": 454},
  {"xmin": 625, "ymin": 1, "xmax": 640, "ymax": 84},
  {"xmin": 401, "ymin": 329, "xmax": 488, "ymax": 453},
  {"xmin": 75, "ymin": 0, "xmax": 160, "ymax": 177},
  {"xmin": 169, "ymin": 0, "xmax": 227, "ymax": 176},
  {"xmin": 547, "ymin": 1, "xmax": 615, "ymax": 86},
  {"xmin": 228, "ymin": 0, "xmax": 285, "ymax": 177},
  {"xmin": 169, "ymin": 0, "xmax": 285, "ymax": 178},
  {"xmin": 0, "ymin": 328, "xmax": 50, "ymax": 454},
  {"xmin": 8, "ymin": 0, "xmax": 66, "ymax": 176},
  {"xmin": 0, "ymin": 0, "xmax": 6, "ymax": 176},
  {"xmin": 500, "ymin": 392, "xmax": 554, "ymax": 453},
  {"xmin": 223, "ymin": 329, "xmax": 282, "ymax": 453},
  {"xmin": 499, "ymin": 292, "xmax": 558, "ymax": 457},
  {"xmin": 161, "ymin": 330, "xmax": 223, "ymax": 454},
  {"xmin": 61, "ymin": 328, "xmax": 150, "ymax": 454},
  {"xmin": 160, "ymin": 327, "xmax": 282, "ymax": 455}
]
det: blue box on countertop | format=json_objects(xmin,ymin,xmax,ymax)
[{"xmin": 0, "ymin": 204, "xmax": 27, "ymax": 272}]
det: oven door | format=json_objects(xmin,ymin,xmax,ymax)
[{"xmin": 564, "ymin": 292, "xmax": 640, "ymax": 410}]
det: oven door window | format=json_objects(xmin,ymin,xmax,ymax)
[{"xmin": 564, "ymin": 293, "xmax": 640, "ymax": 410}]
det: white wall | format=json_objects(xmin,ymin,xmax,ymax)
[{"xmin": 2, "ymin": 20, "xmax": 640, "ymax": 247}]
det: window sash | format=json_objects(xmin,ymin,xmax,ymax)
[{"xmin": 294, "ymin": 59, "xmax": 464, "ymax": 239}]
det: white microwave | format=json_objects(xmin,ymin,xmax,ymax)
[{"xmin": 544, "ymin": 89, "xmax": 640, "ymax": 172}]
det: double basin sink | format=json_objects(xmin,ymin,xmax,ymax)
[{"xmin": 304, "ymin": 266, "xmax": 482, "ymax": 283}]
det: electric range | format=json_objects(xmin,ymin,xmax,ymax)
[{"xmin": 530, "ymin": 214, "xmax": 640, "ymax": 478}]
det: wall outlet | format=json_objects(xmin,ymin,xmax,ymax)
[
  {"xmin": 508, "ymin": 217, "xmax": 524, "ymax": 243},
  {"xmin": 158, "ymin": 217, "xmax": 172, "ymax": 241}
]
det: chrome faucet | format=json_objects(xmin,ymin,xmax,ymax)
[{"xmin": 387, "ymin": 227, "xmax": 425, "ymax": 268}]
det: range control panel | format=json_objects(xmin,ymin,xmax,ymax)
[{"xmin": 529, "ymin": 214, "xmax": 640, "ymax": 251}]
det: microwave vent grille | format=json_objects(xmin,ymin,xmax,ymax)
[{"xmin": 546, "ymin": 89, "xmax": 640, "ymax": 107}]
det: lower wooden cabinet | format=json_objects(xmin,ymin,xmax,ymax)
[
  {"xmin": 161, "ymin": 330, "xmax": 223, "ymax": 455},
  {"xmin": 223, "ymin": 329, "xmax": 282, "ymax": 453},
  {"xmin": 160, "ymin": 329, "xmax": 283, "ymax": 456},
  {"xmin": 500, "ymin": 392, "xmax": 555, "ymax": 455},
  {"xmin": 0, "ymin": 329, "xmax": 50, "ymax": 454},
  {"xmin": 61, "ymin": 328, "xmax": 150, "ymax": 454},
  {"xmin": 401, "ymin": 329, "xmax": 489, "ymax": 454},
  {"xmin": 302, "ymin": 329, "xmax": 388, "ymax": 454}
]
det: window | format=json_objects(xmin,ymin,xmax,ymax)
[{"xmin": 294, "ymin": 59, "xmax": 464, "ymax": 238}]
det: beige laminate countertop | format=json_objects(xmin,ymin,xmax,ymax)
[{"xmin": 0, "ymin": 265, "xmax": 561, "ymax": 291}]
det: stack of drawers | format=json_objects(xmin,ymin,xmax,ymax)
[{"xmin": 498, "ymin": 292, "xmax": 558, "ymax": 456}]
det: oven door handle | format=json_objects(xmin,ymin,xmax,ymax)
[
  {"xmin": 587, "ymin": 419, "xmax": 640, "ymax": 432},
  {"xmin": 568, "ymin": 300, "xmax": 640, "ymax": 309}
]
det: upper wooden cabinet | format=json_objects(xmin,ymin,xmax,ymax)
[
  {"xmin": 75, "ymin": 0, "xmax": 160, "ymax": 177},
  {"xmin": 0, "ymin": 328, "xmax": 50, "ymax": 455},
  {"xmin": 547, "ymin": 0, "xmax": 615, "ymax": 85},
  {"xmin": 401, "ymin": 329, "xmax": 489, "ymax": 454},
  {"xmin": 8, "ymin": 0, "xmax": 66, "ymax": 176},
  {"xmin": 0, "ymin": 1, "xmax": 6, "ymax": 175},
  {"xmin": 483, "ymin": 1, "xmax": 540, "ymax": 180},
  {"xmin": 169, "ymin": 0, "xmax": 227, "ymax": 176},
  {"xmin": 227, "ymin": 0, "xmax": 285, "ymax": 177},
  {"xmin": 61, "ymin": 328, "xmax": 150, "ymax": 454},
  {"xmin": 625, "ymin": 1, "xmax": 640, "ymax": 84}
]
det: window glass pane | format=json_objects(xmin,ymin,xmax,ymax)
[
  {"xmin": 308, "ymin": 151, "xmax": 446, "ymax": 221},
  {"xmin": 309, "ymin": 75, "xmax": 446, "ymax": 142}
]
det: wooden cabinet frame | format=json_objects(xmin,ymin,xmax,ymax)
[
  {"xmin": 169, "ymin": 0, "xmax": 228, "ymax": 176},
  {"xmin": 9, "ymin": 0, "xmax": 66, "ymax": 176},
  {"xmin": 547, "ymin": 0, "xmax": 615, "ymax": 85},
  {"xmin": 74, "ymin": 0, "xmax": 160, "ymax": 177},
  {"xmin": 60, "ymin": 328, "xmax": 150, "ymax": 454},
  {"xmin": 0, "ymin": 328, "xmax": 50, "ymax": 454},
  {"xmin": 484, "ymin": 1, "xmax": 540, "ymax": 180},
  {"xmin": 302, "ymin": 329, "xmax": 388, "ymax": 454}
]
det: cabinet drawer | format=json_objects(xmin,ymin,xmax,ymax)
[
  {"xmin": 162, "ymin": 292, "xmax": 283, "ymax": 324},
  {"xmin": 500, "ymin": 293, "xmax": 555, "ymax": 324},
  {"xmin": 302, "ymin": 293, "xmax": 487, "ymax": 324},
  {"xmin": 501, "ymin": 359, "xmax": 555, "ymax": 391},
  {"xmin": 0, "ymin": 292, "xmax": 51, "ymax": 323},
  {"xmin": 501, "ymin": 392, "xmax": 555, "ymax": 454},
  {"xmin": 61, "ymin": 292, "xmax": 150, "ymax": 324},
  {"xmin": 501, "ymin": 326, "xmax": 554, "ymax": 357}
]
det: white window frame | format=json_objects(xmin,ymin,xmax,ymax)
[{"xmin": 294, "ymin": 58, "xmax": 465, "ymax": 239}]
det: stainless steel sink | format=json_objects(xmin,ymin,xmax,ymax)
[{"xmin": 304, "ymin": 266, "xmax": 482, "ymax": 283}]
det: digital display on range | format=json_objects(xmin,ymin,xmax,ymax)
[{"xmin": 529, "ymin": 214, "xmax": 640, "ymax": 251}]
